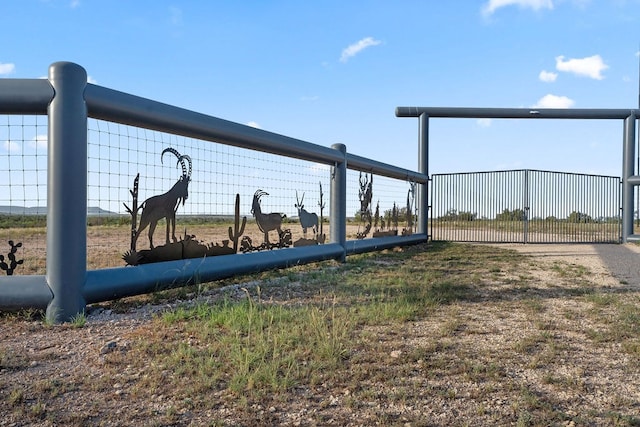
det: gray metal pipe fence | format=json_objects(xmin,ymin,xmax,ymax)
[{"xmin": 0, "ymin": 62, "xmax": 428, "ymax": 322}]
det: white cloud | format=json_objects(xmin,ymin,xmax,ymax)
[
  {"xmin": 70, "ymin": 0, "xmax": 80, "ymax": 8},
  {"xmin": 532, "ymin": 94, "xmax": 575, "ymax": 108},
  {"xmin": 3, "ymin": 140, "xmax": 21, "ymax": 153},
  {"xmin": 301, "ymin": 95, "xmax": 319, "ymax": 102},
  {"xmin": 29, "ymin": 134, "xmax": 48, "ymax": 150},
  {"xmin": 555, "ymin": 54, "xmax": 608, "ymax": 80},
  {"xmin": 87, "ymin": 75, "xmax": 97, "ymax": 84},
  {"xmin": 340, "ymin": 37, "xmax": 381, "ymax": 63},
  {"xmin": 0, "ymin": 62, "xmax": 16, "ymax": 76},
  {"xmin": 477, "ymin": 118, "xmax": 492, "ymax": 127},
  {"xmin": 169, "ymin": 6, "xmax": 183, "ymax": 26},
  {"xmin": 246, "ymin": 121, "xmax": 261, "ymax": 129},
  {"xmin": 482, "ymin": 0, "xmax": 553, "ymax": 16},
  {"xmin": 539, "ymin": 70, "xmax": 557, "ymax": 82}
]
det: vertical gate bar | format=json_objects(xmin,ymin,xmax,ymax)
[
  {"xmin": 552, "ymin": 173, "xmax": 557, "ymax": 240},
  {"xmin": 565, "ymin": 175, "xmax": 574, "ymax": 239},
  {"xmin": 482, "ymin": 172, "xmax": 486, "ymax": 241},
  {"xmin": 495, "ymin": 171, "xmax": 498, "ymax": 242},
  {"xmin": 512, "ymin": 171, "xmax": 516, "ymax": 242},
  {"xmin": 458, "ymin": 173, "xmax": 463, "ymax": 241},
  {"xmin": 461, "ymin": 173, "xmax": 464, "ymax": 241},
  {"xmin": 531, "ymin": 171, "xmax": 536, "ymax": 242},
  {"xmin": 565, "ymin": 173, "xmax": 569, "ymax": 242},
  {"xmin": 433, "ymin": 175, "xmax": 438, "ymax": 240},
  {"xmin": 623, "ymin": 113, "xmax": 636, "ymax": 242},
  {"xmin": 570, "ymin": 174, "xmax": 575, "ymax": 242},
  {"xmin": 510, "ymin": 171, "xmax": 515, "ymax": 242},
  {"xmin": 620, "ymin": 174, "xmax": 623, "ymax": 242},
  {"xmin": 538, "ymin": 171, "xmax": 542, "ymax": 242},
  {"xmin": 330, "ymin": 143, "xmax": 347, "ymax": 262},
  {"xmin": 468, "ymin": 172, "xmax": 471, "ymax": 241},
  {"xmin": 450, "ymin": 174, "xmax": 454, "ymax": 241},
  {"xmin": 524, "ymin": 169, "xmax": 529, "ymax": 244},
  {"xmin": 592, "ymin": 175, "xmax": 596, "ymax": 241},
  {"xmin": 583, "ymin": 174, "xmax": 588, "ymax": 242},
  {"xmin": 531, "ymin": 171, "xmax": 535, "ymax": 242},
  {"xmin": 428, "ymin": 175, "xmax": 436, "ymax": 240},
  {"xmin": 491, "ymin": 171, "xmax": 496, "ymax": 242},
  {"xmin": 45, "ymin": 62, "xmax": 88, "ymax": 323},
  {"xmin": 460, "ymin": 173, "xmax": 464, "ymax": 241},
  {"xmin": 548, "ymin": 172, "xmax": 552, "ymax": 241},
  {"xmin": 588, "ymin": 174, "xmax": 592, "ymax": 242}
]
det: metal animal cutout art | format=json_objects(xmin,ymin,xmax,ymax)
[
  {"xmin": 295, "ymin": 191, "xmax": 318, "ymax": 237},
  {"xmin": 317, "ymin": 181, "xmax": 326, "ymax": 244},
  {"xmin": 134, "ymin": 147, "xmax": 192, "ymax": 249},
  {"xmin": 123, "ymin": 192, "xmax": 246, "ymax": 266},
  {"xmin": 293, "ymin": 189, "xmax": 324, "ymax": 247},
  {"xmin": 0, "ymin": 240, "xmax": 23, "ymax": 275},
  {"xmin": 371, "ymin": 182, "xmax": 417, "ymax": 238},
  {"xmin": 356, "ymin": 172, "xmax": 373, "ymax": 239},
  {"xmin": 250, "ymin": 190, "xmax": 289, "ymax": 247}
]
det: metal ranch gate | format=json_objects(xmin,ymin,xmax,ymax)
[{"xmin": 431, "ymin": 169, "xmax": 621, "ymax": 243}]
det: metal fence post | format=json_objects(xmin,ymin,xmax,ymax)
[
  {"xmin": 418, "ymin": 113, "xmax": 429, "ymax": 235},
  {"xmin": 622, "ymin": 112, "xmax": 636, "ymax": 243},
  {"xmin": 330, "ymin": 143, "xmax": 347, "ymax": 262},
  {"xmin": 45, "ymin": 62, "xmax": 88, "ymax": 323}
]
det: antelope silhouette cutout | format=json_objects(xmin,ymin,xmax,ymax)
[
  {"xmin": 134, "ymin": 148, "xmax": 192, "ymax": 249},
  {"xmin": 251, "ymin": 190, "xmax": 285, "ymax": 245},
  {"xmin": 295, "ymin": 191, "xmax": 318, "ymax": 237}
]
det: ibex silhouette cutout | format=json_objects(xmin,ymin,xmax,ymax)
[
  {"xmin": 251, "ymin": 190, "xmax": 285, "ymax": 245},
  {"xmin": 134, "ymin": 148, "xmax": 192, "ymax": 249}
]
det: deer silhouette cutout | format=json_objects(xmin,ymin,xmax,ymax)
[{"xmin": 134, "ymin": 148, "xmax": 192, "ymax": 249}]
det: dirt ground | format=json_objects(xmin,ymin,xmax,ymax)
[{"xmin": 2, "ymin": 241, "xmax": 640, "ymax": 426}]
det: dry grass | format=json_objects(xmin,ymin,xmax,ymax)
[{"xmin": 2, "ymin": 242, "xmax": 640, "ymax": 426}]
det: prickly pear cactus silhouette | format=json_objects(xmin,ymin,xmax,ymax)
[{"xmin": 0, "ymin": 240, "xmax": 23, "ymax": 275}]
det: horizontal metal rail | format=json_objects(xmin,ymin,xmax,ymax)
[
  {"xmin": 346, "ymin": 152, "xmax": 428, "ymax": 184},
  {"xmin": 0, "ymin": 79, "xmax": 53, "ymax": 114},
  {"xmin": 345, "ymin": 233, "xmax": 428, "ymax": 255},
  {"xmin": 396, "ymin": 106, "xmax": 640, "ymax": 120},
  {"xmin": 83, "ymin": 243, "xmax": 346, "ymax": 304},
  {"xmin": 85, "ymin": 84, "xmax": 343, "ymax": 166}
]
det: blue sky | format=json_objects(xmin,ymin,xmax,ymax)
[{"xmin": 2, "ymin": 0, "xmax": 640, "ymax": 180}]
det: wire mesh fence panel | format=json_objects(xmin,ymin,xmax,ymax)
[
  {"xmin": 431, "ymin": 169, "xmax": 621, "ymax": 243},
  {"xmin": 346, "ymin": 169, "xmax": 419, "ymax": 241},
  {"xmin": 0, "ymin": 115, "xmax": 48, "ymax": 275},
  {"xmin": 87, "ymin": 119, "xmax": 332, "ymax": 269}
]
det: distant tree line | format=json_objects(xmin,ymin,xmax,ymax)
[{"xmin": 437, "ymin": 208, "xmax": 619, "ymax": 224}]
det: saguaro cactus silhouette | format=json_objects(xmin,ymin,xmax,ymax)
[
  {"xmin": 228, "ymin": 194, "xmax": 247, "ymax": 252},
  {"xmin": 123, "ymin": 173, "xmax": 140, "ymax": 251}
]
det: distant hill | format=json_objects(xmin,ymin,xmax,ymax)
[{"xmin": 0, "ymin": 206, "xmax": 118, "ymax": 216}]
